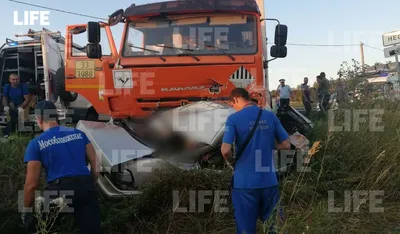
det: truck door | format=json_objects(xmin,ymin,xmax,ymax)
[
  {"xmin": 63, "ymin": 24, "xmax": 117, "ymax": 112},
  {"xmin": 41, "ymin": 33, "xmax": 63, "ymax": 102},
  {"xmin": 64, "ymin": 24, "xmax": 117, "ymax": 94}
]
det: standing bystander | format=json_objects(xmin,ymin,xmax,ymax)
[
  {"xmin": 316, "ymin": 72, "xmax": 331, "ymax": 113},
  {"xmin": 276, "ymin": 79, "xmax": 291, "ymax": 112},
  {"xmin": 300, "ymin": 77, "xmax": 312, "ymax": 116}
]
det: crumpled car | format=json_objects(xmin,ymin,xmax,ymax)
[{"xmin": 77, "ymin": 101, "xmax": 312, "ymax": 198}]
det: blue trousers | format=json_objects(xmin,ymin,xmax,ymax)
[{"xmin": 232, "ymin": 186, "xmax": 280, "ymax": 234}]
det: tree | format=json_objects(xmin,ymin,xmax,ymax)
[{"xmin": 337, "ymin": 59, "xmax": 365, "ymax": 92}]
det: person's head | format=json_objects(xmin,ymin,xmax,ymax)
[
  {"xmin": 316, "ymin": 75, "xmax": 321, "ymax": 83},
  {"xmin": 229, "ymin": 88, "xmax": 251, "ymax": 111},
  {"xmin": 34, "ymin": 100, "xmax": 59, "ymax": 131},
  {"xmin": 304, "ymin": 77, "xmax": 308, "ymax": 84},
  {"xmin": 279, "ymin": 79, "xmax": 285, "ymax": 86},
  {"xmin": 320, "ymin": 72, "xmax": 326, "ymax": 79},
  {"xmin": 9, "ymin": 73, "xmax": 20, "ymax": 87}
]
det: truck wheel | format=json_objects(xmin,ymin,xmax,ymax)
[{"xmin": 55, "ymin": 67, "xmax": 78, "ymax": 103}]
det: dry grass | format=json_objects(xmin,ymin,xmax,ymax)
[{"xmin": 0, "ymin": 99, "xmax": 400, "ymax": 234}]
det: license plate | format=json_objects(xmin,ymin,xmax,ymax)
[{"xmin": 75, "ymin": 60, "xmax": 95, "ymax": 78}]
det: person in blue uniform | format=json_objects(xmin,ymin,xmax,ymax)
[
  {"xmin": 2, "ymin": 73, "xmax": 31, "ymax": 137},
  {"xmin": 21, "ymin": 100, "xmax": 103, "ymax": 234},
  {"xmin": 221, "ymin": 88, "xmax": 291, "ymax": 234}
]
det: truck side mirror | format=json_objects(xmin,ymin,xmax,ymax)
[
  {"xmin": 87, "ymin": 21, "xmax": 101, "ymax": 44},
  {"xmin": 86, "ymin": 43, "xmax": 102, "ymax": 59},
  {"xmin": 274, "ymin": 24, "xmax": 287, "ymax": 46},
  {"xmin": 270, "ymin": 45, "xmax": 287, "ymax": 58}
]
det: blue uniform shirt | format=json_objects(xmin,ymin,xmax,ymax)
[
  {"xmin": 3, "ymin": 83, "xmax": 29, "ymax": 106},
  {"xmin": 24, "ymin": 126, "xmax": 91, "ymax": 182},
  {"xmin": 223, "ymin": 105, "xmax": 289, "ymax": 189}
]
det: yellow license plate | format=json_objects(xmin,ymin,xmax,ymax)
[{"xmin": 75, "ymin": 60, "xmax": 95, "ymax": 78}]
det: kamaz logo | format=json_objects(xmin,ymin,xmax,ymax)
[{"xmin": 161, "ymin": 86, "xmax": 206, "ymax": 92}]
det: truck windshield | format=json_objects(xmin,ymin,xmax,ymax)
[{"xmin": 122, "ymin": 13, "xmax": 257, "ymax": 58}]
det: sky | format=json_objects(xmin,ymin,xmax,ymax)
[{"xmin": 1, "ymin": 0, "xmax": 399, "ymax": 89}]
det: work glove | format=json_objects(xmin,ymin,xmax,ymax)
[
  {"xmin": 3, "ymin": 106, "xmax": 9, "ymax": 113},
  {"xmin": 18, "ymin": 107, "xmax": 24, "ymax": 113},
  {"xmin": 21, "ymin": 207, "xmax": 37, "ymax": 232}
]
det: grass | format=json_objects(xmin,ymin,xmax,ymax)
[{"xmin": 1, "ymin": 99, "xmax": 400, "ymax": 233}]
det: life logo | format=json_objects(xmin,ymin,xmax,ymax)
[{"xmin": 13, "ymin": 11, "xmax": 50, "ymax": 26}]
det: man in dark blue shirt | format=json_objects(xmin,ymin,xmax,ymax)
[
  {"xmin": 221, "ymin": 88, "xmax": 291, "ymax": 234},
  {"xmin": 2, "ymin": 73, "xmax": 31, "ymax": 137},
  {"xmin": 22, "ymin": 100, "xmax": 103, "ymax": 233}
]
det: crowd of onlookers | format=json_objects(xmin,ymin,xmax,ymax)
[{"xmin": 275, "ymin": 72, "xmax": 333, "ymax": 116}]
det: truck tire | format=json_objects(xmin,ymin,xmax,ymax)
[{"xmin": 55, "ymin": 67, "xmax": 78, "ymax": 102}]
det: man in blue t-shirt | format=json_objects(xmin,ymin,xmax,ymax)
[
  {"xmin": 21, "ymin": 100, "xmax": 103, "ymax": 233},
  {"xmin": 2, "ymin": 73, "xmax": 31, "ymax": 137},
  {"xmin": 221, "ymin": 88, "xmax": 291, "ymax": 234}
]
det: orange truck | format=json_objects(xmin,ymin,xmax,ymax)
[{"xmin": 56, "ymin": 0, "xmax": 313, "ymax": 198}]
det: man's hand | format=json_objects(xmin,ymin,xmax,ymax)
[
  {"xmin": 21, "ymin": 207, "xmax": 36, "ymax": 231},
  {"xmin": 221, "ymin": 143, "xmax": 232, "ymax": 161},
  {"xmin": 276, "ymin": 139, "xmax": 291, "ymax": 150},
  {"xmin": 18, "ymin": 107, "xmax": 24, "ymax": 113},
  {"xmin": 4, "ymin": 106, "xmax": 9, "ymax": 113},
  {"xmin": 86, "ymin": 143, "xmax": 100, "ymax": 181}
]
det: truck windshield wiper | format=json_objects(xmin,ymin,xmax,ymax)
[
  {"xmin": 203, "ymin": 44, "xmax": 235, "ymax": 61},
  {"xmin": 154, "ymin": 44, "xmax": 200, "ymax": 61},
  {"xmin": 128, "ymin": 43, "xmax": 166, "ymax": 61}
]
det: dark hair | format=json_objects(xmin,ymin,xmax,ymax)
[
  {"xmin": 35, "ymin": 100, "xmax": 59, "ymax": 121},
  {"xmin": 316, "ymin": 75, "xmax": 321, "ymax": 80},
  {"xmin": 320, "ymin": 72, "xmax": 325, "ymax": 77},
  {"xmin": 229, "ymin": 88, "xmax": 250, "ymax": 101}
]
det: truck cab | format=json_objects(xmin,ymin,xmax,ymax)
[
  {"xmin": 64, "ymin": 0, "xmax": 288, "ymax": 120},
  {"xmin": 60, "ymin": 0, "xmax": 313, "ymax": 198}
]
